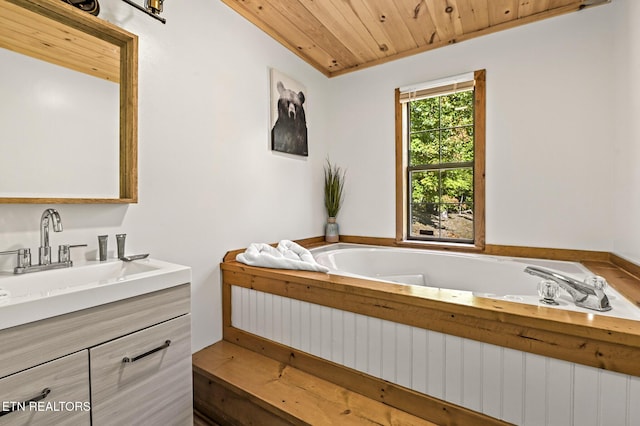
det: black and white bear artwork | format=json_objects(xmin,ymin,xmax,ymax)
[{"xmin": 271, "ymin": 80, "xmax": 308, "ymax": 156}]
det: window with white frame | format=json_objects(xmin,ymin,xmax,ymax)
[{"xmin": 396, "ymin": 70, "xmax": 485, "ymax": 246}]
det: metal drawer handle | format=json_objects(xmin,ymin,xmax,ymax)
[
  {"xmin": 0, "ymin": 388, "xmax": 51, "ymax": 417},
  {"xmin": 122, "ymin": 340, "xmax": 171, "ymax": 363}
]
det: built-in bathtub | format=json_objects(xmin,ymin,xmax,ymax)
[
  {"xmin": 223, "ymin": 241, "xmax": 640, "ymax": 425},
  {"xmin": 312, "ymin": 243, "xmax": 640, "ymax": 320}
]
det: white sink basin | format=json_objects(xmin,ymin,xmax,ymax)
[{"xmin": 0, "ymin": 258, "xmax": 191, "ymax": 331}]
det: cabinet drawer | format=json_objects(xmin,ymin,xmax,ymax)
[
  {"xmin": 0, "ymin": 284, "xmax": 190, "ymax": 380},
  {"xmin": 90, "ymin": 314, "xmax": 192, "ymax": 425},
  {"xmin": 0, "ymin": 351, "xmax": 90, "ymax": 426}
]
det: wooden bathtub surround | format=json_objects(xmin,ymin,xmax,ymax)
[
  {"xmin": 193, "ymin": 341, "xmax": 444, "ymax": 426},
  {"xmin": 214, "ymin": 238, "xmax": 640, "ymax": 423},
  {"xmin": 222, "ymin": 236, "xmax": 640, "ymax": 379},
  {"xmin": 222, "ymin": 262, "xmax": 640, "ymax": 379}
]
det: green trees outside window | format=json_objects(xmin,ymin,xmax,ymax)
[{"xmin": 408, "ymin": 90, "xmax": 475, "ymax": 241}]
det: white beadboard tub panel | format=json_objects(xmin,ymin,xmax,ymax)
[{"xmin": 230, "ymin": 286, "xmax": 640, "ymax": 426}]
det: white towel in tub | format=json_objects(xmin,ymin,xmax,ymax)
[{"xmin": 236, "ymin": 240, "xmax": 329, "ymax": 273}]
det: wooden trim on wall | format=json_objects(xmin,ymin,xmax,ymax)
[
  {"xmin": 473, "ymin": 69, "xmax": 486, "ymax": 249},
  {"xmin": 0, "ymin": 0, "xmax": 138, "ymax": 204},
  {"xmin": 221, "ymin": 261, "xmax": 640, "ymax": 377},
  {"xmin": 0, "ymin": 197, "xmax": 139, "ymax": 204},
  {"xmin": 338, "ymin": 235, "xmax": 611, "ymax": 262},
  {"xmin": 394, "ymin": 69, "xmax": 486, "ymax": 249},
  {"xmin": 394, "ymin": 87, "xmax": 404, "ymax": 242},
  {"xmin": 223, "ymin": 327, "xmax": 510, "ymax": 426},
  {"xmin": 119, "ymin": 32, "xmax": 138, "ymax": 202},
  {"xmin": 610, "ymin": 253, "xmax": 640, "ymax": 281},
  {"xmin": 483, "ymin": 244, "xmax": 610, "ymax": 262}
]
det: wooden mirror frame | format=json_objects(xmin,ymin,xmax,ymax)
[{"xmin": 0, "ymin": 0, "xmax": 138, "ymax": 203}]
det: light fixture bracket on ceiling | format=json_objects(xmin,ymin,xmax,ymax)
[{"xmin": 121, "ymin": 0, "xmax": 166, "ymax": 24}]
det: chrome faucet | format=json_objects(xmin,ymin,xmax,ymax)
[
  {"xmin": 39, "ymin": 208, "xmax": 63, "ymax": 265},
  {"xmin": 524, "ymin": 266, "xmax": 611, "ymax": 312},
  {"xmin": 1, "ymin": 209, "xmax": 86, "ymax": 274}
]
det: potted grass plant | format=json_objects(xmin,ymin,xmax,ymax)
[{"xmin": 324, "ymin": 159, "xmax": 346, "ymax": 242}]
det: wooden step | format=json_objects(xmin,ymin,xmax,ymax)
[{"xmin": 193, "ymin": 341, "xmax": 438, "ymax": 426}]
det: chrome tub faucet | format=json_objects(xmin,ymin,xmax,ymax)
[{"xmin": 524, "ymin": 266, "xmax": 611, "ymax": 312}]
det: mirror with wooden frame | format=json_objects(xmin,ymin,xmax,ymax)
[{"xmin": 0, "ymin": 0, "xmax": 138, "ymax": 203}]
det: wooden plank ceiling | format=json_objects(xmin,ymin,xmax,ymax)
[{"xmin": 220, "ymin": 0, "xmax": 611, "ymax": 77}]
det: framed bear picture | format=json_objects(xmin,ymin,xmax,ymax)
[{"xmin": 270, "ymin": 69, "xmax": 308, "ymax": 157}]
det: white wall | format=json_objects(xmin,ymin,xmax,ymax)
[
  {"xmin": 1, "ymin": 0, "xmax": 636, "ymax": 354},
  {"xmin": 0, "ymin": 0, "xmax": 329, "ymax": 352},
  {"xmin": 327, "ymin": 3, "xmax": 619, "ymax": 251},
  {"xmin": 613, "ymin": 0, "xmax": 640, "ymax": 264}
]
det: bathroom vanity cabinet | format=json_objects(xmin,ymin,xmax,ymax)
[
  {"xmin": 0, "ymin": 351, "xmax": 90, "ymax": 425},
  {"xmin": 0, "ymin": 284, "xmax": 192, "ymax": 425}
]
